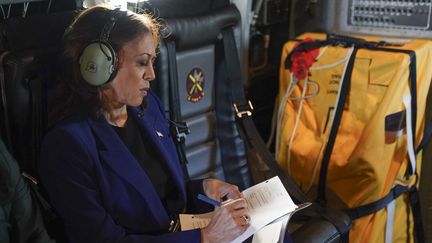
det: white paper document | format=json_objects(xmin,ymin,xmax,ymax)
[
  {"xmin": 179, "ymin": 176, "xmax": 299, "ymax": 243},
  {"xmin": 252, "ymin": 214, "xmax": 289, "ymax": 243},
  {"xmin": 251, "ymin": 202, "xmax": 311, "ymax": 243}
]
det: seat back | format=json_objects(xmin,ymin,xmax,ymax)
[
  {"xmin": 0, "ymin": 5, "xmax": 77, "ymax": 243},
  {"xmin": 0, "ymin": 11, "xmax": 76, "ymax": 175},
  {"xmin": 153, "ymin": 4, "xmax": 251, "ymax": 189}
]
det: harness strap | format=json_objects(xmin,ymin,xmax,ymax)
[
  {"xmin": 317, "ymin": 47, "xmax": 358, "ymax": 204},
  {"xmin": 22, "ymin": 172, "xmax": 57, "ymax": 224},
  {"xmin": 0, "ymin": 52, "xmax": 12, "ymax": 152},
  {"xmin": 344, "ymin": 184, "xmax": 409, "ymax": 220},
  {"xmin": 385, "ymin": 199, "xmax": 396, "ymax": 243},
  {"xmin": 165, "ymin": 40, "xmax": 190, "ymax": 183},
  {"xmin": 416, "ymin": 119, "xmax": 432, "ymax": 154},
  {"xmin": 409, "ymin": 186, "xmax": 424, "ymax": 243}
]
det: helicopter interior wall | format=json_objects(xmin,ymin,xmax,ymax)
[
  {"xmin": 420, "ymin": 87, "xmax": 432, "ymax": 243},
  {"xmin": 0, "ymin": 0, "xmax": 76, "ymax": 19},
  {"xmin": 141, "ymin": 0, "xmax": 229, "ymax": 18},
  {"xmin": 242, "ymin": 0, "xmax": 339, "ymax": 145},
  {"xmin": 289, "ymin": 0, "xmax": 328, "ymax": 37},
  {"xmin": 246, "ymin": 0, "xmax": 290, "ymax": 145}
]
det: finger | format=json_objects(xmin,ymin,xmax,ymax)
[
  {"xmin": 235, "ymin": 214, "xmax": 251, "ymax": 227},
  {"xmin": 230, "ymin": 208, "xmax": 248, "ymax": 219},
  {"xmin": 227, "ymin": 191, "xmax": 242, "ymax": 200},
  {"xmin": 222, "ymin": 198, "xmax": 247, "ymax": 207},
  {"xmin": 224, "ymin": 198, "xmax": 248, "ymax": 210},
  {"xmin": 220, "ymin": 185, "xmax": 241, "ymax": 199},
  {"xmin": 241, "ymin": 215, "xmax": 250, "ymax": 226}
]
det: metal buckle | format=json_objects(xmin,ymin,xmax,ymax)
[
  {"xmin": 171, "ymin": 121, "xmax": 190, "ymax": 142},
  {"xmin": 168, "ymin": 218, "xmax": 181, "ymax": 232},
  {"xmin": 233, "ymin": 100, "xmax": 254, "ymax": 118}
]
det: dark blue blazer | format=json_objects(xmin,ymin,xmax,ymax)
[{"xmin": 39, "ymin": 91, "xmax": 208, "ymax": 243}]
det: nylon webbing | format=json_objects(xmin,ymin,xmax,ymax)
[
  {"xmin": 23, "ymin": 174, "xmax": 57, "ymax": 223},
  {"xmin": 165, "ymin": 40, "xmax": 190, "ymax": 183},
  {"xmin": 369, "ymin": 46, "xmax": 417, "ymax": 161},
  {"xmin": 409, "ymin": 186, "xmax": 424, "ymax": 243},
  {"xmin": 0, "ymin": 52, "xmax": 12, "ymax": 152},
  {"xmin": 416, "ymin": 120, "xmax": 432, "ymax": 154},
  {"xmin": 343, "ymin": 185, "xmax": 409, "ymax": 219},
  {"xmin": 317, "ymin": 47, "xmax": 358, "ymax": 204},
  {"xmin": 385, "ymin": 199, "xmax": 396, "ymax": 243}
]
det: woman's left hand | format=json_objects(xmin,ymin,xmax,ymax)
[{"xmin": 202, "ymin": 178, "xmax": 243, "ymax": 201}]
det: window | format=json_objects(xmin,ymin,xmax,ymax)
[{"xmin": 84, "ymin": 0, "xmax": 146, "ymax": 10}]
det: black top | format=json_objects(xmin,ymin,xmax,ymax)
[{"xmin": 111, "ymin": 116, "xmax": 183, "ymax": 218}]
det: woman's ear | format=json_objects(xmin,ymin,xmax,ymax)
[{"xmin": 117, "ymin": 48, "xmax": 125, "ymax": 68}]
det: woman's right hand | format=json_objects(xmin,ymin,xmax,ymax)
[{"xmin": 200, "ymin": 198, "xmax": 250, "ymax": 243}]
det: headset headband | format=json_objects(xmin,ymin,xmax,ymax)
[{"xmin": 100, "ymin": 8, "xmax": 121, "ymax": 43}]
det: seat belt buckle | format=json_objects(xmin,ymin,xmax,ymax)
[
  {"xmin": 233, "ymin": 100, "xmax": 254, "ymax": 118},
  {"xmin": 171, "ymin": 121, "xmax": 190, "ymax": 142}
]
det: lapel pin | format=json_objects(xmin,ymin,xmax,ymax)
[{"xmin": 156, "ymin": 131, "xmax": 164, "ymax": 138}]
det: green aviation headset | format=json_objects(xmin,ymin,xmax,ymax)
[{"xmin": 79, "ymin": 8, "xmax": 124, "ymax": 86}]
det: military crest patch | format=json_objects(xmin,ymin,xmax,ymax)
[{"xmin": 186, "ymin": 67, "xmax": 205, "ymax": 103}]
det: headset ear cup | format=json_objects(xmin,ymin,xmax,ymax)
[{"xmin": 79, "ymin": 42, "xmax": 117, "ymax": 86}]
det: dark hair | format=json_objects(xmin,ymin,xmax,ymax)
[{"xmin": 49, "ymin": 5, "xmax": 160, "ymax": 127}]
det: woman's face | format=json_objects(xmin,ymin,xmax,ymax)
[{"xmin": 108, "ymin": 33, "xmax": 156, "ymax": 107}]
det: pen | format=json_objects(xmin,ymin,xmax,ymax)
[
  {"xmin": 197, "ymin": 194, "xmax": 242, "ymax": 207},
  {"xmin": 197, "ymin": 194, "xmax": 221, "ymax": 207}
]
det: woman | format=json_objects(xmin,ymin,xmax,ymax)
[{"xmin": 38, "ymin": 5, "xmax": 249, "ymax": 243}]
